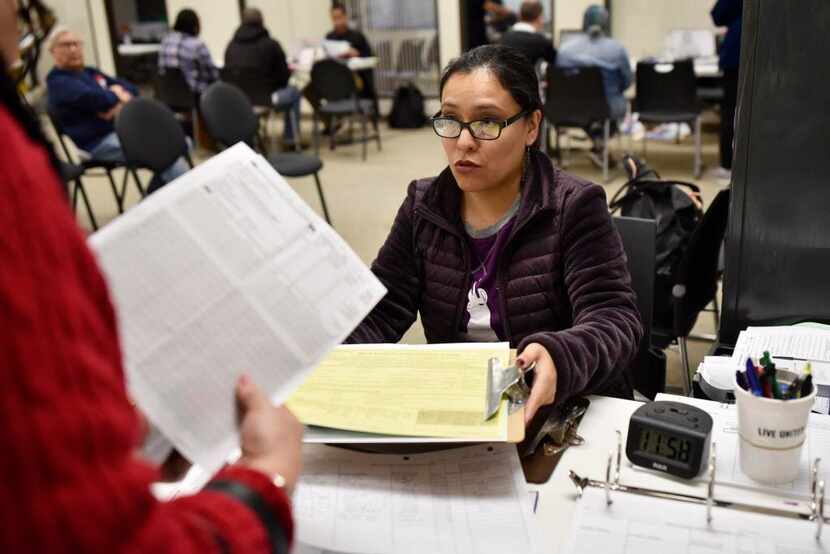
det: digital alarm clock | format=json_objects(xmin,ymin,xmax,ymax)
[{"xmin": 625, "ymin": 401, "xmax": 713, "ymax": 479}]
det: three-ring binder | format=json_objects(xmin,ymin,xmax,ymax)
[{"xmin": 568, "ymin": 429, "xmax": 829, "ymax": 541}]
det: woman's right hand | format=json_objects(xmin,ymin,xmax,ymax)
[{"xmin": 235, "ymin": 375, "xmax": 304, "ymax": 496}]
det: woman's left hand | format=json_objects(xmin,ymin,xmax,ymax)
[{"xmin": 516, "ymin": 343, "xmax": 558, "ymax": 425}]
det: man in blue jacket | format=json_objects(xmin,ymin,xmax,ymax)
[{"xmin": 46, "ymin": 28, "xmax": 187, "ymax": 189}]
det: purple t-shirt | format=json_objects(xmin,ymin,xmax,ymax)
[{"xmin": 461, "ymin": 199, "xmax": 520, "ymax": 341}]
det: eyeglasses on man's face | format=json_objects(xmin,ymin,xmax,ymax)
[{"xmin": 431, "ymin": 110, "xmax": 527, "ymax": 141}]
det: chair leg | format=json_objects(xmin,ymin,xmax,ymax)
[
  {"xmin": 74, "ymin": 177, "xmax": 99, "ymax": 231},
  {"xmin": 313, "ymin": 172, "xmax": 332, "ymax": 225},
  {"xmin": 131, "ymin": 168, "xmax": 146, "ymax": 198},
  {"xmin": 361, "ymin": 113, "xmax": 368, "ymax": 162},
  {"xmin": 373, "ymin": 112, "xmax": 382, "ymax": 151},
  {"xmin": 693, "ymin": 115, "xmax": 702, "ymax": 178},
  {"xmin": 289, "ymin": 111, "xmax": 301, "ymax": 153},
  {"xmin": 679, "ymin": 336, "xmax": 693, "ymax": 396},
  {"xmin": 602, "ymin": 119, "xmax": 610, "ymax": 183},
  {"xmin": 104, "ymin": 169, "xmax": 124, "ymax": 214},
  {"xmin": 313, "ymin": 112, "xmax": 321, "ymax": 156}
]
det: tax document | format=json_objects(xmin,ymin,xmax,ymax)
[
  {"xmin": 89, "ymin": 143, "xmax": 386, "ymax": 475},
  {"xmin": 294, "ymin": 443, "xmax": 539, "ymax": 554},
  {"xmin": 563, "ymin": 486, "xmax": 829, "ymax": 554},
  {"xmin": 287, "ymin": 343, "xmax": 511, "ymax": 439}
]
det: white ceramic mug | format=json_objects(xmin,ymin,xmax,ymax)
[{"xmin": 734, "ymin": 370, "xmax": 816, "ymax": 484}]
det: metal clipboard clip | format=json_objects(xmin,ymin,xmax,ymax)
[{"xmin": 484, "ymin": 357, "xmax": 532, "ymax": 420}]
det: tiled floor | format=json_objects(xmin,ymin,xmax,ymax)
[{"xmin": 54, "ymin": 113, "xmax": 730, "ymax": 396}]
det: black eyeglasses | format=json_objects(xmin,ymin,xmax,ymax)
[{"xmin": 431, "ymin": 110, "xmax": 528, "ymax": 141}]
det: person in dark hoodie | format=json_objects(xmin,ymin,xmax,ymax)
[{"xmin": 225, "ymin": 7, "xmax": 302, "ymax": 147}]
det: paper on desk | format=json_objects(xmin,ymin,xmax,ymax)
[
  {"xmin": 89, "ymin": 143, "xmax": 386, "ymax": 475},
  {"xmin": 654, "ymin": 394, "xmax": 830, "ymax": 498},
  {"xmin": 294, "ymin": 443, "xmax": 539, "ymax": 554},
  {"xmin": 732, "ymin": 326, "xmax": 830, "ymax": 385},
  {"xmin": 562, "ymin": 486, "xmax": 827, "ymax": 554},
  {"xmin": 287, "ymin": 343, "xmax": 510, "ymax": 439}
]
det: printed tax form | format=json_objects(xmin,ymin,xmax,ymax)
[
  {"xmin": 89, "ymin": 143, "xmax": 386, "ymax": 475},
  {"xmin": 293, "ymin": 443, "xmax": 539, "ymax": 554}
]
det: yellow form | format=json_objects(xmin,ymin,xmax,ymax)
[{"xmin": 286, "ymin": 343, "xmax": 510, "ymax": 439}]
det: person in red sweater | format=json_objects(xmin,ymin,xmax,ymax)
[{"xmin": 0, "ymin": 1, "xmax": 302, "ymax": 552}]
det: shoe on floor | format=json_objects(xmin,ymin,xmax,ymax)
[{"xmin": 706, "ymin": 166, "xmax": 732, "ymax": 181}]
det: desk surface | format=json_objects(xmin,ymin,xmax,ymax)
[{"xmin": 535, "ymin": 396, "xmax": 642, "ymax": 553}]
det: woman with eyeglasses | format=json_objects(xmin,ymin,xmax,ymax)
[{"xmin": 347, "ymin": 45, "xmax": 642, "ymax": 424}]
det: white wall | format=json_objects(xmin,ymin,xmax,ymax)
[
  {"xmin": 611, "ymin": 0, "xmax": 717, "ymax": 60},
  {"xmin": 553, "ymin": 0, "xmax": 593, "ymax": 42}
]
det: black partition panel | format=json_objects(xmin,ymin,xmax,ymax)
[{"xmin": 719, "ymin": 0, "xmax": 830, "ymax": 345}]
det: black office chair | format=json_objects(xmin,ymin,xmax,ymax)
[
  {"xmin": 634, "ymin": 59, "xmax": 703, "ymax": 178},
  {"xmin": 56, "ymin": 160, "xmax": 98, "ymax": 230},
  {"xmin": 614, "ymin": 216, "xmax": 665, "ymax": 399},
  {"xmin": 545, "ymin": 65, "xmax": 615, "ymax": 182},
  {"xmin": 155, "ymin": 67, "xmax": 196, "ymax": 113},
  {"xmin": 114, "ymin": 98, "xmax": 194, "ymax": 196},
  {"xmin": 310, "ymin": 58, "xmax": 381, "ymax": 162},
  {"xmin": 670, "ymin": 188, "xmax": 730, "ymax": 394},
  {"xmin": 200, "ymin": 82, "xmax": 332, "ymax": 224},
  {"xmin": 47, "ymin": 106, "xmax": 133, "ymax": 219}
]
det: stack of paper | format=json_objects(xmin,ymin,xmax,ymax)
[
  {"xmin": 90, "ymin": 143, "xmax": 386, "ymax": 475},
  {"xmin": 287, "ymin": 343, "xmax": 520, "ymax": 443},
  {"xmin": 293, "ymin": 443, "xmax": 539, "ymax": 554},
  {"xmin": 731, "ymin": 325, "xmax": 830, "ymax": 388}
]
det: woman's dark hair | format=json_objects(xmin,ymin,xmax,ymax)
[
  {"xmin": 439, "ymin": 45, "xmax": 542, "ymax": 116},
  {"xmin": 1, "ymin": 62, "xmax": 61, "ymax": 176},
  {"xmin": 173, "ymin": 8, "xmax": 200, "ymax": 36},
  {"xmin": 331, "ymin": 2, "xmax": 347, "ymax": 13}
]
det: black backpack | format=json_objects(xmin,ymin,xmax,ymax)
[
  {"xmin": 609, "ymin": 155, "xmax": 704, "ymax": 344},
  {"xmin": 388, "ymin": 83, "xmax": 427, "ymax": 129}
]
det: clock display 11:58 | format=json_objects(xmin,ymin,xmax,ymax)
[{"xmin": 638, "ymin": 429, "xmax": 691, "ymax": 463}]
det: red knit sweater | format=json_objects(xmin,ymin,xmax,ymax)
[{"xmin": 0, "ymin": 105, "xmax": 293, "ymax": 553}]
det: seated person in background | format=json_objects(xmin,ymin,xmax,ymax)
[
  {"xmin": 347, "ymin": 45, "xmax": 642, "ymax": 424},
  {"xmin": 1, "ymin": 2, "xmax": 302, "ymax": 550},
  {"xmin": 325, "ymin": 2, "xmax": 377, "ymax": 113},
  {"xmin": 556, "ymin": 5, "xmax": 632, "ymax": 164},
  {"xmin": 225, "ymin": 7, "xmax": 302, "ymax": 148},
  {"xmin": 46, "ymin": 27, "xmax": 188, "ymax": 190},
  {"xmin": 556, "ymin": 5, "xmax": 631, "ymax": 122},
  {"xmin": 159, "ymin": 8, "xmax": 219, "ymax": 96},
  {"xmin": 500, "ymin": 1, "xmax": 556, "ymax": 68}
]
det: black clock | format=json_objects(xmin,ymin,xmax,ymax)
[{"xmin": 625, "ymin": 401, "xmax": 713, "ymax": 479}]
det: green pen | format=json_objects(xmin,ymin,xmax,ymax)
[{"xmin": 768, "ymin": 364, "xmax": 782, "ymax": 399}]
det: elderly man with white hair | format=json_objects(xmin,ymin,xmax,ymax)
[{"xmin": 46, "ymin": 27, "xmax": 188, "ymax": 192}]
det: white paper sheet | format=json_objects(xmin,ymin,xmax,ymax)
[
  {"xmin": 654, "ymin": 394, "xmax": 830, "ymax": 498},
  {"xmin": 293, "ymin": 443, "xmax": 539, "ymax": 554},
  {"xmin": 562, "ymin": 486, "xmax": 829, "ymax": 554},
  {"xmin": 90, "ymin": 143, "xmax": 386, "ymax": 475},
  {"xmin": 732, "ymin": 326, "xmax": 830, "ymax": 385}
]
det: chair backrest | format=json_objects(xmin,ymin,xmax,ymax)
[
  {"xmin": 46, "ymin": 104, "xmax": 78, "ymax": 163},
  {"xmin": 155, "ymin": 68, "xmax": 196, "ymax": 112},
  {"xmin": 310, "ymin": 58, "xmax": 357, "ymax": 103},
  {"xmin": 114, "ymin": 98, "xmax": 189, "ymax": 173},
  {"xmin": 544, "ymin": 65, "xmax": 610, "ymax": 128},
  {"xmin": 199, "ymin": 81, "xmax": 258, "ymax": 149},
  {"xmin": 634, "ymin": 59, "xmax": 700, "ymax": 114},
  {"xmin": 614, "ymin": 216, "xmax": 658, "ymax": 398},
  {"xmin": 672, "ymin": 188, "xmax": 730, "ymax": 336},
  {"xmin": 220, "ymin": 66, "xmax": 273, "ymax": 107}
]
